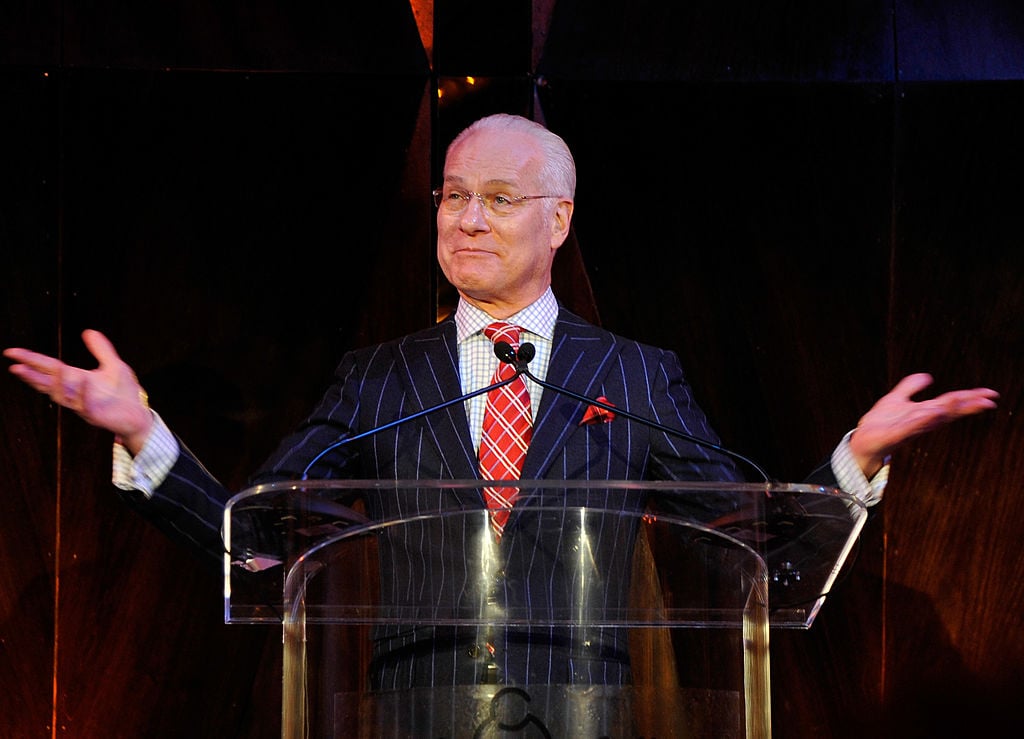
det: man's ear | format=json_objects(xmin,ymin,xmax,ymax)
[{"xmin": 550, "ymin": 199, "xmax": 574, "ymax": 249}]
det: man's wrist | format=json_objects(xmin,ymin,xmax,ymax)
[
  {"xmin": 115, "ymin": 388, "xmax": 154, "ymax": 455},
  {"xmin": 113, "ymin": 409, "xmax": 179, "ymax": 496},
  {"xmin": 833, "ymin": 430, "xmax": 890, "ymax": 507}
]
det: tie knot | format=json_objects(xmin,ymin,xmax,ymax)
[{"xmin": 484, "ymin": 322, "xmax": 522, "ymax": 347}]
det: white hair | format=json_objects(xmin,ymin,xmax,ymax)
[{"xmin": 447, "ymin": 113, "xmax": 577, "ymax": 199}]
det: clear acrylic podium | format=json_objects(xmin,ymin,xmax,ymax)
[{"xmin": 224, "ymin": 480, "xmax": 866, "ymax": 738}]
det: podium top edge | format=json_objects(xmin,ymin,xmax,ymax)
[{"xmin": 228, "ymin": 479, "xmax": 858, "ymax": 506}]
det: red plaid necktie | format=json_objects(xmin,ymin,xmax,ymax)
[{"xmin": 479, "ymin": 322, "xmax": 533, "ymax": 535}]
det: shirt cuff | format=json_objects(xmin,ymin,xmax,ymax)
[
  {"xmin": 831, "ymin": 429, "xmax": 889, "ymax": 507},
  {"xmin": 112, "ymin": 411, "xmax": 179, "ymax": 498}
]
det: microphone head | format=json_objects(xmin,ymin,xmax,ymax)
[
  {"xmin": 517, "ymin": 342, "xmax": 536, "ymax": 365},
  {"xmin": 493, "ymin": 341, "xmax": 516, "ymax": 364}
]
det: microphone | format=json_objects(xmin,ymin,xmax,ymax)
[
  {"xmin": 494, "ymin": 340, "xmax": 536, "ymax": 373},
  {"xmin": 493, "ymin": 340, "xmax": 517, "ymax": 365},
  {"xmin": 515, "ymin": 341, "xmax": 535, "ymax": 369},
  {"xmin": 506, "ymin": 341, "xmax": 771, "ymax": 482}
]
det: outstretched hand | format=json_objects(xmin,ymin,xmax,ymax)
[
  {"xmin": 849, "ymin": 372, "xmax": 999, "ymax": 477},
  {"xmin": 4, "ymin": 329, "xmax": 154, "ymax": 454}
]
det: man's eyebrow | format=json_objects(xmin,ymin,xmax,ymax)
[{"xmin": 443, "ymin": 176, "xmax": 520, "ymax": 189}]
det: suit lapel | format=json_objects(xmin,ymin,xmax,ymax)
[
  {"xmin": 393, "ymin": 320, "xmax": 479, "ymax": 479},
  {"xmin": 520, "ymin": 310, "xmax": 621, "ymax": 480}
]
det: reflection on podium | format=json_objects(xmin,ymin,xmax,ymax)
[{"xmin": 224, "ymin": 480, "xmax": 866, "ymax": 738}]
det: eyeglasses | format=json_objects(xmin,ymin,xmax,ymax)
[{"xmin": 432, "ymin": 188, "xmax": 560, "ymax": 218}]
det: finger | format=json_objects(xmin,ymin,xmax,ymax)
[
  {"xmin": 6, "ymin": 351, "xmax": 67, "ymax": 391},
  {"xmin": 932, "ymin": 388, "xmax": 1000, "ymax": 416},
  {"xmin": 4, "ymin": 346, "xmax": 62, "ymax": 373},
  {"xmin": 14, "ymin": 362, "xmax": 82, "ymax": 410},
  {"xmin": 3, "ymin": 346, "xmax": 30, "ymax": 361},
  {"xmin": 7, "ymin": 362, "xmax": 60, "ymax": 395}
]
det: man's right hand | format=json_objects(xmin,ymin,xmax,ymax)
[{"xmin": 4, "ymin": 329, "xmax": 154, "ymax": 455}]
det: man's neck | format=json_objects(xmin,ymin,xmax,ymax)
[{"xmin": 458, "ymin": 287, "xmax": 552, "ymax": 320}]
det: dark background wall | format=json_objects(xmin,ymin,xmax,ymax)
[{"xmin": 1, "ymin": 1, "xmax": 1020, "ymax": 737}]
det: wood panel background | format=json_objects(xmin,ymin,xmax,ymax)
[{"xmin": 1, "ymin": 1, "xmax": 1020, "ymax": 737}]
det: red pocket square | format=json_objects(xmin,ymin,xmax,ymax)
[{"xmin": 579, "ymin": 396, "xmax": 616, "ymax": 425}]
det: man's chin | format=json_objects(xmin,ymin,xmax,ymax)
[{"xmin": 446, "ymin": 267, "xmax": 501, "ymax": 297}]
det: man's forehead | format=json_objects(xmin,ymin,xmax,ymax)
[{"xmin": 444, "ymin": 130, "xmax": 543, "ymax": 182}]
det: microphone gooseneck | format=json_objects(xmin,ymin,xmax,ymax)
[
  {"xmin": 493, "ymin": 337, "xmax": 768, "ymax": 480},
  {"xmin": 300, "ymin": 357, "xmax": 522, "ymax": 480},
  {"xmin": 506, "ymin": 344, "xmax": 771, "ymax": 482}
]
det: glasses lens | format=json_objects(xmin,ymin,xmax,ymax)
[
  {"xmin": 433, "ymin": 189, "xmax": 534, "ymax": 216},
  {"xmin": 488, "ymin": 194, "xmax": 516, "ymax": 216},
  {"xmin": 435, "ymin": 189, "xmax": 471, "ymax": 212}
]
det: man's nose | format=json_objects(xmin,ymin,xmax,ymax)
[{"xmin": 459, "ymin": 195, "xmax": 490, "ymax": 230}]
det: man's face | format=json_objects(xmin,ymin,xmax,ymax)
[{"xmin": 436, "ymin": 127, "xmax": 572, "ymax": 318}]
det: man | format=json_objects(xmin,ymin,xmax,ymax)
[{"xmin": 4, "ymin": 114, "xmax": 999, "ymax": 691}]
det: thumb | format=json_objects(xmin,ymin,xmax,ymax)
[
  {"xmin": 80, "ymin": 329, "xmax": 124, "ymax": 368},
  {"xmin": 888, "ymin": 372, "xmax": 934, "ymax": 400}
]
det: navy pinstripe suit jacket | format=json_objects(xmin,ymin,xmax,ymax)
[{"xmin": 132, "ymin": 306, "xmax": 834, "ymax": 689}]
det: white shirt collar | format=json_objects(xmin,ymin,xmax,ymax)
[{"xmin": 454, "ymin": 286, "xmax": 559, "ymax": 343}]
